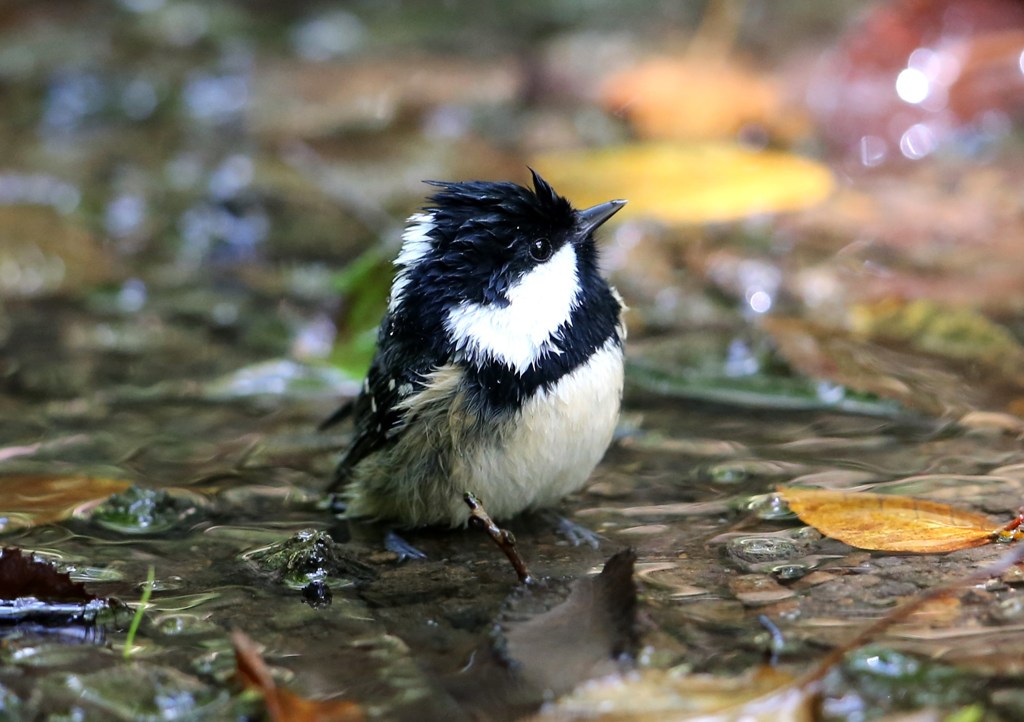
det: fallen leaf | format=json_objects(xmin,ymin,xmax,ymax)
[
  {"xmin": 0, "ymin": 474, "xmax": 132, "ymax": 532},
  {"xmin": 447, "ymin": 549, "xmax": 639, "ymax": 720},
  {"xmin": 232, "ymin": 630, "xmax": 364, "ymax": 722},
  {"xmin": 0, "ymin": 547, "xmax": 94, "ymax": 602},
  {"xmin": 0, "ymin": 547, "xmax": 114, "ymax": 624},
  {"xmin": 776, "ymin": 486, "xmax": 1000, "ymax": 553},
  {"xmin": 528, "ymin": 666, "xmax": 812, "ymax": 722},
  {"xmin": 534, "ymin": 142, "xmax": 834, "ymax": 225},
  {"xmin": 601, "ymin": 56, "xmax": 798, "ymax": 142}
]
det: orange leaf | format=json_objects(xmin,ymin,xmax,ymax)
[
  {"xmin": 232, "ymin": 630, "xmax": 364, "ymax": 722},
  {"xmin": 0, "ymin": 475, "xmax": 132, "ymax": 532},
  {"xmin": 600, "ymin": 57, "xmax": 790, "ymax": 142},
  {"xmin": 776, "ymin": 486, "xmax": 1000, "ymax": 553}
]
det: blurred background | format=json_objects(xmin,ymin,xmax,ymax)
[
  {"xmin": 5, "ymin": 1, "xmax": 1024, "ymax": 720},
  {"xmin": 5, "ymin": 0, "xmax": 1024, "ymax": 406}
]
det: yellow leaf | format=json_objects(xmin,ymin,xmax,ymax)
[
  {"xmin": 534, "ymin": 142, "xmax": 834, "ymax": 225},
  {"xmin": 0, "ymin": 475, "xmax": 132, "ymax": 532},
  {"xmin": 776, "ymin": 486, "xmax": 1000, "ymax": 553}
]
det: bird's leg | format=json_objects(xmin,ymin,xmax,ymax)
[
  {"xmin": 543, "ymin": 510, "xmax": 602, "ymax": 549},
  {"xmin": 327, "ymin": 508, "xmax": 427, "ymax": 561},
  {"xmin": 383, "ymin": 530, "xmax": 428, "ymax": 561}
]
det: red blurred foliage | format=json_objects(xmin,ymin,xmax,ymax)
[{"xmin": 808, "ymin": 0, "xmax": 1024, "ymax": 166}]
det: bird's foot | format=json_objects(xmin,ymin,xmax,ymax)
[
  {"xmin": 547, "ymin": 512, "xmax": 602, "ymax": 549},
  {"xmin": 326, "ymin": 493, "xmax": 348, "ymax": 515},
  {"xmin": 384, "ymin": 530, "xmax": 428, "ymax": 562}
]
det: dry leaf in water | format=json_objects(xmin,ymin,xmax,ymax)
[
  {"xmin": 0, "ymin": 475, "xmax": 132, "ymax": 532},
  {"xmin": 777, "ymin": 486, "xmax": 999, "ymax": 553},
  {"xmin": 0, "ymin": 547, "xmax": 95, "ymax": 602},
  {"xmin": 534, "ymin": 142, "xmax": 834, "ymax": 225},
  {"xmin": 232, "ymin": 630, "xmax": 364, "ymax": 722},
  {"xmin": 448, "ymin": 549, "xmax": 639, "ymax": 720},
  {"xmin": 528, "ymin": 666, "xmax": 812, "ymax": 722},
  {"xmin": 0, "ymin": 547, "xmax": 114, "ymax": 625}
]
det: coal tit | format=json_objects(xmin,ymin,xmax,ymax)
[{"xmin": 324, "ymin": 170, "xmax": 626, "ymax": 528}]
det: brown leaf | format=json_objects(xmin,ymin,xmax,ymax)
[
  {"xmin": 777, "ymin": 486, "xmax": 1000, "ymax": 553},
  {"xmin": 0, "ymin": 547, "xmax": 95, "ymax": 602},
  {"xmin": 232, "ymin": 630, "xmax": 364, "ymax": 722},
  {"xmin": 0, "ymin": 547, "xmax": 115, "ymax": 625},
  {"xmin": 0, "ymin": 474, "xmax": 132, "ymax": 532},
  {"xmin": 601, "ymin": 57, "xmax": 794, "ymax": 142},
  {"xmin": 448, "ymin": 549, "xmax": 639, "ymax": 721},
  {"xmin": 503, "ymin": 549, "xmax": 639, "ymax": 693}
]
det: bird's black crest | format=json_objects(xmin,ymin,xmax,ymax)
[{"xmin": 422, "ymin": 170, "xmax": 575, "ymax": 240}]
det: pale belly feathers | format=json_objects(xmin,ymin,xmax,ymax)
[{"xmin": 344, "ymin": 338, "xmax": 624, "ymax": 527}]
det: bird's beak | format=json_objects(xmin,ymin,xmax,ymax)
[{"xmin": 577, "ymin": 199, "xmax": 627, "ymax": 237}]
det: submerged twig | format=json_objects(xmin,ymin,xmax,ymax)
[
  {"xmin": 464, "ymin": 492, "xmax": 533, "ymax": 584},
  {"xmin": 994, "ymin": 506, "xmax": 1024, "ymax": 541}
]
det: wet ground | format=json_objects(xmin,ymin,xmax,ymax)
[{"xmin": 5, "ymin": 1, "xmax": 1024, "ymax": 720}]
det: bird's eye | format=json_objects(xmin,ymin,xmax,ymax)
[{"xmin": 529, "ymin": 238, "xmax": 553, "ymax": 262}]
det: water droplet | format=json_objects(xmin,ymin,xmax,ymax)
[
  {"xmin": 727, "ymin": 536, "xmax": 799, "ymax": 565},
  {"xmin": 748, "ymin": 492, "xmax": 796, "ymax": 521},
  {"xmin": 771, "ymin": 563, "xmax": 809, "ymax": 581}
]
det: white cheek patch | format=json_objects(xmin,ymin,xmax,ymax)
[
  {"xmin": 446, "ymin": 242, "xmax": 580, "ymax": 373},
  {"xmin": 388, "ymin": 213, "xmax": 435, "ymax": 313}
]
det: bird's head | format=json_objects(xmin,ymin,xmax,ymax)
[{"xmin": 387, "ymin": 171, "xmax": 625, "ymax": 374}]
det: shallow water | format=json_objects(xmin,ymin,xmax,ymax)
[{"xmin": 4, "ymin": 1, "xmax": 1024, "ymax": 720}]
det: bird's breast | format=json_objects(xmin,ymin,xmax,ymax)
[{"xmin": 464, "ymin": 336, "xmax": 624, "ymax": 518}]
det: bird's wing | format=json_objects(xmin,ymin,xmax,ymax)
[{"xmin": 326, "ymin": 342, "xmax": 435, "ymax": 490}]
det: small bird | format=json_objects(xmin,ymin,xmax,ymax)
[{"xmin": 324, "ymin": 170, "xmax": 626, "ymax": 529}]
